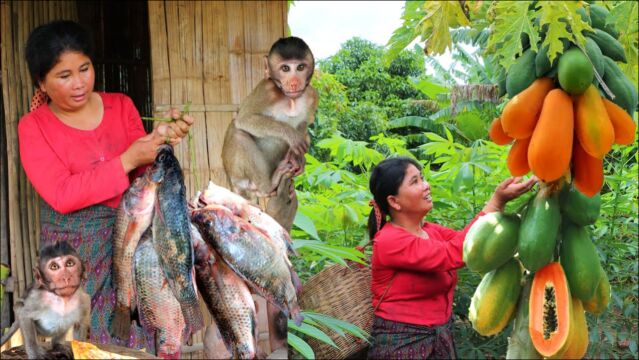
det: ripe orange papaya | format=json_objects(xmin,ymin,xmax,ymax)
[
  {"xmin": 583, "ymin": 268, "xmax": 610, "ymax": 315},
  {"xmin": 507, "ymin": 137, "xmax": 531, "ymax": 176},
  {"xmin": 572, "ymin": 140, "xmax": 604, "ymax": 197},
  {"xmin": 602, "ymin": 98, "xmax": 637, "ymax": 145},
  {"xmin": 558, "ymin": 297, "xmax": 589, "ymax": 359},
  {"xmin": 501, "ymin": 77, "xmax": 555, "ymax": 139},
  {"xmin": 529, "ymin": 262, "xmax": 571, "ymax": 358},
  {"xmin": 528, "ymin": 89, "xmax": 574, "ymax": 182},
  {"xmin": 574, "ymin": 85, "xmax": 615, "ymax": 159},
  {"xmin": 489, "ymin": 117, "xmax": 513, "ymax": 145}
]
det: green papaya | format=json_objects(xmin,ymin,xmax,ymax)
[
  {"xmin": 506, "ymin": 276, "xmax": 542, "ymax": 359},
  {"xmin": 469, "ymin": 258, "xmax": 523, "ymax": 336},
  {"xmin": 583, "ymin": 267, "xmax": 611, "ymax": 315},
  {"xmin": 589, "ymin": 4, "xmax": 620, "ymax": 39},
  {"xmin": 463, "ymin": 212, "xmax": 520, "ymax": 274},
  {"xmin": 576, "ymin": 7, "xmax": 591, "ymax": 26},
  {"xmin": 559, "ymin": 221, "xmax": 603, "ymax": 301},
  {"xmin": 518, "ymin": 188, "xmax": 560, "ymax": 272},
  {"xmin": 602, "ymin": 56, "xmax": 638, "ymax": 116},
  {"xmin": 586, "ymin": 29, "xmax": 626, "ymax": 63},
  {"xmin": 558, "ymin": 47, "xmax": 594, "ymax": 95},
  {"xmin": 496, "ymin": 68, "xmax": 507, "ymax": 97},
  {"xmin": 506, "ymin": 48, "xmax": 537, "ymax": 97},
  {"xmin": 584, "ymin": 37, "xmax": 605, "ymax": 79},
  {"xmin": 559, "ymin": 184, "xmax": 601, "ymax": 226}
]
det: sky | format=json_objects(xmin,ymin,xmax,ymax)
[{"xmin": 288, "ymin": 1, "xmax": 405, "ymax": 61}]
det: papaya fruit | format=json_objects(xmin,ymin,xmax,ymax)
[
  {"xmin": 556, "ymin": 297, "xmax": 589, "ymax": 359},
  {"xmin": 518, "ymin": 186, "xmax": 560, "ymax": 272},
  {"xmin": 586, "ymin": 29, "xmax": 626, "ymax": 63},
  {"xmin": 584, "ymin": 37, "xmax": 605, "ymax": 80},
  {"xmin": 583, "ymin": 268, "xmax": 611, "ymax": 315},
  {"xmin": 507, "ymin": 138, "xmax": 531, "ymax": 176},
  {"xmin": 602, "ymin": 56, "xmax": 638, "ymax": 116},
  {"xmin": 558, "ymin": 48, "xmax": 594, "ymax": 95},
  {"xmin": 559, "ymin": 183, "xmax": 601, "ymax": 226},
  {"xmin": 501, "ymin": 77, "xmax": 555, "ymax": 139},
  {"xmin": 529, "ymin": 262, "xmax": 572, "ymax": 358},
  {"xmin": 469, "ymin": 258, "xmax": 523, "ymax": 336},
  {"xmin": 496, "ymin": 68, "xmax": 507, "ymax": 98},
  {"xmin": 506, "ymin": 48, "xmax": 537, "ymax": 97},
  {"xmin": 489, "ymin": 117, "xmax": 513, "ymax": 145},
  {"xmin": 574, "ymin": 85, "xmax": 615, "ymax": 159},
  {"xmin": 602, "ymin": 98, "xmax": 637, "ymax": 145},
  {"xmin": 535, "ymin": 40, "xmax": 569, "ymax": 77},
  {"xmin": 589, "ymin": 4, "xmax": 620, "ymax": 39},
  {"xmin": 528, "ymin": 89, "xmax": 574, "ymax": 182},
  {"xmin": 572, "ymin": 139, "xmax": 604, "ymax": 197},
  {"xmin": 463, "ymin": 212, "xmax": 520, "ymax": 274},
  {"xmin": 560, "ymin": 221, "xmax": 603, "ymax": 301},
  {"xmin": 506, "ymin": 276, "xmax": 542, "ymax": 359}
]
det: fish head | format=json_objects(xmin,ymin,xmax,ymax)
[
  {"xmin": 152, "ymin": 145, "xmax": 183, "ymax": 182},
  {"xmin": 123, "ymin": 176, "xmax": 157, "ymax": 215}
]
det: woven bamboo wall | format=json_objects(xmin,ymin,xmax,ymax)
[
  {"xmin": 0, "ymin": 0, "xmax": 79, "ymax": 304},
  {"xmin": 148, "ymin": 1, "xmax": 288, "ymax": 198},
  {"xmin": 147, "ymin": 2, "xmax": 288, "ymax": 356}
]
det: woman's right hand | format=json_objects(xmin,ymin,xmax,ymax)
[{"xmin": 120, "ymin": 130, "xmax": 166, "ymax": 173}]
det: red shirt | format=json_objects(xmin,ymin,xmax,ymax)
[
  {"xmin": 18, "ymin": 92, "xmax": 146, "ymax": 214},
  {"xmin": 371, "ymin": 212, "xmax": 485, "ymax": 326}
]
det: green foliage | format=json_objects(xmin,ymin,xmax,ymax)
[
  {"xmin": 608, "ymin": 1, "xmax": 639, "ymax": 85},
  {"xmin": 536, "ymin": 1, "xmax": 592, "ymax": 64}
]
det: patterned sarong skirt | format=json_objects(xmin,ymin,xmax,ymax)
[{"xmin": 367, "ymin": 315, "xmax": 457, "ymax": 359}]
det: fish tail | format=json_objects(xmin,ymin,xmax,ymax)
[
  {"xmin": 111, "ymin": 304, "xmax": 132, "ymax": 340},
  {"xmin": 291, "ymin": 303, "xmax": 304, "ymax": 327},
  {"xmin": 289, "ymin": 267, "xmax": 303, "ymax": 296},
  {"xmin": 180, "ymin": 299, "xmax": 205, "ymax": 334}
]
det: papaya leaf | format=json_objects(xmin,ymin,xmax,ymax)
[
  {"xmin": 609, "ymin": 1, "xmax": 638, "ymax": 85},
  {"xmin": 385, "ymin": 0, "xmax": 425, "ymax": 64},
  {"xmin": 485, "ymin": 1, "xmax": 539, "ymax": 71},
  {"xmin": 418, "ymin": 1, "xmax": 471, "ymax": 56},
  {"xmin": 536, "ymin": 1, "xmax": 593, "ymax": 64}
]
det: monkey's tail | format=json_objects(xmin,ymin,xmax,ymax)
[
  {"xmin": 111, "ymin": 304, "xmax": 132, "ymax": 340},
  {"xmin": 0, "ymin": 320, "xmax": 19, "ymax": 346}
]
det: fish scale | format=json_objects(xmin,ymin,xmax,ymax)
[
  {"xmin": 134, "ymin": 234, "xmax": 186, "ymax": 359},
  {"xmin": 191, "ymin": 225, "xmax": 257, "ymax": 359},
  {"xmin": 151, "ymin": 145, "xmax": 204, "ymax": 334},
  {"xmin": 191, "ymin": 204, "xmax": 302, "ymax": 325}
]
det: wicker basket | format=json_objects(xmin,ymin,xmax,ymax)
[{"xmin": 297, "ymin": 262, "xmax": 373, "ymax": 359}]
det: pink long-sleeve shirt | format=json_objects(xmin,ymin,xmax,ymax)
[{"xmin": 18, "ymin": 92, "xmax": 146, "ymax": 214}]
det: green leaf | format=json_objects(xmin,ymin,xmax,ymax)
[
  {"xmin": 486, "ymin": 1, "xmax": 539, "ymax": 71},
  {"xmin": 609, "ymin": 1, "xmax": 639, "ymax": 85},
  {"xmin": 537, "ymin": 1, "xmax": 593, "ymax": 63},
  {"xmin": 412, "ymin": 79, "xmax": 449, "ymax": 98},
  {"xmin": 293, "ymin": 240, "xmax": 367, "ymax": 265},
  {"xmin": 288, "ymin": 331, "xmax": 315, "ymax": 359},
  {"xmin": 288, "ymin": 321, "xmax": 338, "ymax": 348},
  {"xmin": 418, "ymin": 1, "xmax": 471, "ymax": 55},
  {"xmin": 303, "ymin": 311, "xmax": 371, "ymax": 343},
  {"xmin": 293, "ymin": 212, "xmax": 320, "ymax": 240}
]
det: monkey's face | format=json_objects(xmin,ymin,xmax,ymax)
[
  {"xmin": 267, "ymin": 54, "xmax": 314, "ymax": 99},
  {"xmin": 43, "ymin": 255, "xmax": 83, "ymax": 298}
]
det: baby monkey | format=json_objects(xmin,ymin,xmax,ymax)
[{"xmin": 1, "ymin": 241, "xmax": 90, "ymax": 359}]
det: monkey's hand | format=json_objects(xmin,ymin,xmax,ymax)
[{"xmin": 286, "ymin": 129, "xmax": 308, "ymax": 158}]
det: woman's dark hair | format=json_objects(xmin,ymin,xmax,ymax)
[
  {"xmin": 368, "ymin": 156, "xmax": 422, "ymax": 240},
  {"xmin": 25, "ymin": 20, "xmax": 93, "ymax": 87}
]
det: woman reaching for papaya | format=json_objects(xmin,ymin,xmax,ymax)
[
  {"xmin": 366, "ymin": 157, "xmax": 536, "ymax": 359},
  {"xmin": 18, "ymin": 20, "xmax": 192, "ymax": 350}
]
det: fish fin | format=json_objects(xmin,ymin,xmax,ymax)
[
  {"xmin": 211, "ymin": 261, "xmax": 226, "ymax": 292},
  {"xmin": 289, "ymin": 299, "xmax": 304, "ymax": 326},
  {"xmin": 111, "ymin": 304, "xmax": 132, "ymax": 340},
  {"xmin": 289, "ymin": 267, "xmax": 303, "ymax": 296},
  {"xmin": 286, "ymin": 240, "xmax": 300, "ymax": 257}
]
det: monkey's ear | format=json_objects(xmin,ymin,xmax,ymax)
[
  {"xmin": 263, "ymin": 55, "xmax": 271, "ymax": 79},
  {"xmin": 34, "ymin": 266, "xmax": 44, "ymax": 287}
]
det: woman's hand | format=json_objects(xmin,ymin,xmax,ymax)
[
  {"xmin": 483, "ymin": 176, "xmax": 538, "ymax": 213},
  {"xmin": 154, "ymin": 108, "xmax": 194, "ymax": 145},
  {"xmin": 120, "ymin": 131, "xmax": 166, "ymax": 173}
]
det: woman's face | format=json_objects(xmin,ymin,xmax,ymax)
[
  {"xmin": 391, "ymin": 164, "xmax": 432, "ymax": 215},
  {"xmin": 39, "ymin": 51, "xmax": 95, "ymax": 112}
]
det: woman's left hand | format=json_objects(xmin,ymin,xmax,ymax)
[
  {"xmin": 155, "ymin": 108, "xmax": 194, "ymax": 145},
  {"xmin": 483, "ymin": 176, "xmax": 538, "ymax": 213}
]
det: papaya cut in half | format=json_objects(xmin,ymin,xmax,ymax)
[{"xmin": 529, "ymin": 262, "xmax": 572, "ymax": 358}]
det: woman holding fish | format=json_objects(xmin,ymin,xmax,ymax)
[
  {"xmin": 366, "ymin": 157, "xmax": 536, "ymax": 359},
  {"xmin": 18, "ymin": 20, "xmax": 193, "ymax": 349}
]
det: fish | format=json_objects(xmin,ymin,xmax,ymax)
[
  {"xmin": 151, "ymin": 145, "xmax": 204, "ymax": 334},
  {"xmin": 201, "ymin": 181, "xmax": 299, "ymax": 259},
  {"xmin": 191, "ymin": 204, "xmax": 303, "ymax": 325},
  {"xmin": 133, "ymin": 232, "xmax": 186, "ymax": 360},
  {"xmin": 192, "ymin": 225, "xmax": 257, "ymax": 359},
  {"xmin": 111, "ymin": 166, "xmax": 164, "ymax": 340}
]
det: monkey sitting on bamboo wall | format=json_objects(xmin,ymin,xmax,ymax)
[
  {"xmin": 222, "ymin": 36, "xmax": 318, "ymax": 232},
  {"xmin": 0, "ymin": 241, "xmax": 90, "ymax": 359}
]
